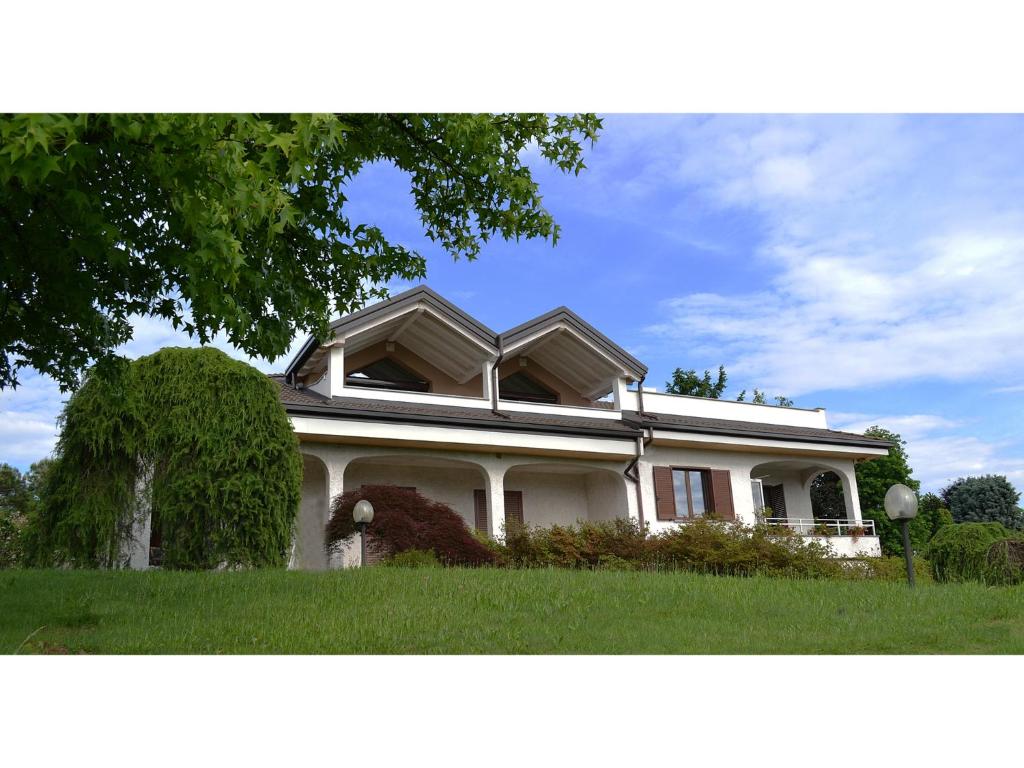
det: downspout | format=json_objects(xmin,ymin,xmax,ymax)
[
  {"xmin": 622, "ymin": 375, "xmax": 652, "ymax": 528},
  {"xmin": 490, "ymin": 334, "xmax": 507, "ymax": 417}
]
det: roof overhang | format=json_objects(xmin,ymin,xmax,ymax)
[
  {"xmin": 286, "ymin": 286, "xmax": 498, "ymax": 383},
  {"xmin": 501, "ymin": 308, "xmax": 647, "ymax": 399}
]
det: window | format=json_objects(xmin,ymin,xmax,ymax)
[
  {"xmin": 671, "ymin": 468, "xmax": 710, "ymax": 519},
  {"xmin": 499, "ymin": 371, "xmax": 558, "ymax": 404},
  {"xmin": 346, "ymin": 358, "xmax": 429, "ymax": 392}
]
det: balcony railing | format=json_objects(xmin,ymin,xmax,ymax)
[{"xmin": 763, "ymin": 518, "xmax": 876, "ymax": 537}]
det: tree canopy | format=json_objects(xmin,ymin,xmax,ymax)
[
  {"xmin": 26, "ymin": 347, "xmax": 302, "ymax": 569},
  {"xmin": 941, "ymin": 475, "xmax": 1023, "ymax": 530},
  {"xmin": 664, "ymin": 364, "xmax": 793, "ymax": 406},
  {"xmin": 0, "ymin": 113, "xmax": 602, "ymax": 390}
]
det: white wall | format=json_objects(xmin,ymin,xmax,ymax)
[
  {"xmin": 344, "ymin": 462, "xmax": 486, "ymax": 530},
  {"xmin": 504, "ymin": 471, "xmax": 590, "ymax": 527},
  {"xmin": 622, "ymin": 389, "xmax": 829, "ymax": 428}
]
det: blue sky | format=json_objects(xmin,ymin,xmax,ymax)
[{"xmin": 3, "ymin": 114, "xmax": 1023, "ymax": 495}]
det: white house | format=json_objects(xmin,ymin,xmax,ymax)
[{"xmin": 276, "ymin": 285, "xmax": 890, "ymax": 568}]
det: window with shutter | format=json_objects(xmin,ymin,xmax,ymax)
[
  {"xmin": 504, "ymin": 490, "xmax": 524, "ymax": 529},
  {"xmin": 656, "ymin": 467, "xmax": 735, "ymax": 521},
  {"xmin": 653, "ymin": 466, "xmax": 676, "ymax": 520},
  {"xmin": 473, "ymin": 489, "xmax": 488, "ymax": 532},
  {"xmin": 709, "ymin": 469, "xmax": 735, "ymax": 521}
]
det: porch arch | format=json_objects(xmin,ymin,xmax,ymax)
[{"xmin": 502, "ymin": 461, "xmax": 631, "ymax": 527}]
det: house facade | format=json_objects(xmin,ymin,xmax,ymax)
[{"xmin": 276, "ymin": 286, "xmax": 890, "ymax": 568}]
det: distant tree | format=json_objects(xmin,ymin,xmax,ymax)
[
  {"xmin": 941, "ymin": 475, "xmax": 1023, "ymax": 530},
  {"xmin": 665, "ymin": 366, "xmax": 728, "ymax": 398},
  {"xmin": 916, "ymin": 492, "xmax": 954, "ymax": 541},
  {"xmin": 856, "ymin": 426, "xmax": 922, "ymax": 555},
  {"xmin": 809, "ymin": 471, "xmax": 846, "ymax": 519},
  {"xmin": 0, "ymin": 459, "xmax": 50, "ymax": 567},
  {"xmin": 666, "ymin": 365, "xmax": 794, "ymax": 406},
  {"xmin": 0, "ymin": 113, "xmax": 602, "ymax": 390}
]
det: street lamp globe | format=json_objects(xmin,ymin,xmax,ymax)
[
  {"xmin": 353, "ymin": 499, "xmax": 375, "ymax": 525},
  {"xmin": 884, "ymin": 484, "xmax": 918, "ymax": 521}
]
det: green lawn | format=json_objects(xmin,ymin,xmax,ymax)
[{"xmin": 2, "ymin": 567, "xmax": 1022, "ymax": 654}]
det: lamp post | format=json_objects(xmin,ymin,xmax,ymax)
[
  {"xmin": 884, "ymin": 483, "xmax": 919, "ymax": 587},
  {"xmin": 353, "ymin": 499, "xmax": 375, "ymax": 567}
]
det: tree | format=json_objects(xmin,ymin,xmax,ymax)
[
  {"xmin": 0, "ymin": 113, "xmax": 602, "ymax": 390},
  {"xmin": 809, "ymin": 471, "xmax": 846, "ymax": 519},
  {"xmin": 0, "ymin": 459, "xmax": 50, "ymax": 566},
  {"xmin": 664, "ymin": 363, "xmax": 794, "ymax": 405},
  {"xmin": 941, "ymin": 475, "xmax": 1023, "ymax": 530},
  {"xmin": 25, "ymin": 347, "xmax": 302, "ymax": 569},
  {"xmin": 854, "ymin": 426, "xmax": 926, "ymax": 554},
  {"xmin": 665, "ymin": 366, "xmax": 727, "ymax": 398}
]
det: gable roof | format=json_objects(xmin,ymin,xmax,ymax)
[
  {"xmin": 501, "ymin": 306, "xmax": 648, "ymax": 380},
  {"xmin": 285, "ymin": 285, "xmax": 498, "ymax": 379},
  {"xmin": 284, "ymin": 286, "xmax": 647, "ymax": 390}
]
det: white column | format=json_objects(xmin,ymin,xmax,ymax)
[
  {"xmin": 838, "ymin": 467, "xmax": 863, "ymax": 524},
  {"xmin": 612, "ymin": 376, "xmax": 631, "ymax": 411},
  {"xmin": 327, "ymin": 344, "xmax": 346, "ymax": 398},
  {"xmin": 485, "ymin": 465, "xmax": 506, "ymax": 540},
  {"xmin": 325, "ymin": 454, "xmax": 350, "ymax": 567},
  {"xmin": 481, "ymin": 359, "xmax": 496, "ymax": 400}
]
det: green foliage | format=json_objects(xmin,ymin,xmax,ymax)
[
  {"xmin": 664, "ymin": 364, "xmax": 794, "ymax": 406},
  {"xmin": 665, "ymin": 366, "xmax": 728, "ymax": 398},
  {"xmin": 0, "ymin": 113, "xmax": 602, "ymax": 390},
  {"xmin": 647, "ymin": 520, "xmax": 841, "ymax": 578},
  {"xmin": 926, "ymin": 522, "xmax": 1024, "ymax": 585},
  {"xmin": 503, "ymin": 518, "xmax": 648, "ymax": 568},
  {"xmin": 502, "ymin": 517, "xmax": 840, "ymax": 578},
  {"xmin": 0, "ymin": 460, "xmax": 52, "ymax": 567},
  {"xmin": 941, "ymin": 475, "xmax": 1023, "ymax": 530},
  {"xmin": 809, "ymin": 471, "xmax": 846, "ymax": 519},
  {"xmin": 26, "ymin": 347, "xmax": 302, "ymax": 569},
  {"xmin": 385, "ymin": 549, "xmax": 441, "ymax": 568},
  {"xmin": 854, "ymin": 426, "xmax": 923, "ymax": 555},
  {"xmin": 842, "ymin": 556, "xmax": 934, "ymax": 583}
]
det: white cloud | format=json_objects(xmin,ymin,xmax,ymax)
[{"xmin": 830, "ymin": 411, "xmax": 1024, "ymax": 494}]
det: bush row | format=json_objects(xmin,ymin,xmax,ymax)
[{"xmin": 925, "ymin": 522, "xmax": 1024, "ymax": 585}]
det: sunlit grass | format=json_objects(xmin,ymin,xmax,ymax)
[{"xmin": 2, "ymin": 568, "xmax": 1022, "ymax": 654}]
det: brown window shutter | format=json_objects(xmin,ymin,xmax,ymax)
[
  {"xmin": 652, "ymin": 466, "xmax": 677, "ymax": 520},
  {"xmin": 504, "ymin": 490, "xmax": 524, "ymax": 528},
  {"xmin": 709, "ymin": 470, "xmax": 735, "ymax": 521},
  {"xmin": 473, "ymin": 489, "xmax": 488, "ymax": 532}
]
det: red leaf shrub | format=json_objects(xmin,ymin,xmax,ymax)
[{"xmin": 325, "ymin": 485, "xmax": 496, "ymax": 566}]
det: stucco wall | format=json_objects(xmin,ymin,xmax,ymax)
[
  {"xmin": 344, "ymin": 462, "xmax": 487, "ymax": 530},
  {"xmin": 496, "ymin": 357, "xmax": 591, "ymax": 407}
]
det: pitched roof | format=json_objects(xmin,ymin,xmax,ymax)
[
  {"xmin": 284, "ymin": 285, "xmax": 498, "ymax": 378},
  {"xmin": 501, "ymin": 306, "xmax": 648, "ymax": 379},
  {"xmin": 622, "ymin": 410, "xmax": 893, "ymax": 450}
]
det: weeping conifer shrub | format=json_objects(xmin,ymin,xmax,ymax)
[
  {"xmin": 27, "ymin": 347, "xmax": 302, "ymax": 569},
  {"xmin": 926, "ymin": 522, "xmax": 1024, "ymax": 585}
]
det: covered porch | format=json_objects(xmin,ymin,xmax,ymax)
[
  {"xmin": 750, "ymin": 460, "xmax": 880, "ymax": 557},
  {"xmin": 290, "ymin": 444, "xmax": 635, "ymax": 568}
]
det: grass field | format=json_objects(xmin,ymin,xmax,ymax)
[{"xmin": 2, "ymin": 567, "xmax": 1023, "ymax": 654}]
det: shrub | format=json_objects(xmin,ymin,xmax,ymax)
[
  {"xmin": 841, "ymin": 556, "xmax": 934, "ymax": 583},
  {"xmin": 941, "ymin": 475, "xmax": 1023, "ymax": 530},
  {"xmin": 385, "ymin": 549, "xmax": 441, "ymax": 568},
  {"xmin": 926, "ymin": 522, "xmax": 1024, "ymax": 585},
  {"xmin": 25, "ymin": 348, "xmax": 302, "ymax": 569},
  {"xmin": 325, "ymin": 485, "xmax": 495, "ymax": 567},
  {"xmin": 502, "ymin": 518, "xmax": 648, "ymax": 569},
  {"xmin": 647, "ymin": 519, "xmax": 842, "ymax": 578}
]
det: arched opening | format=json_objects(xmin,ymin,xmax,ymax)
[
  {"xmin": 294, "ymin": 454, "xmax": 330, "ymax": 570},
  {"xmin": 343, "ymin": 455, "xmax": 490, "ymax": 533},
  {"xmin": 809, "ymin": 471, "xmax": 846, "ymax": 520},
  {"xmin": 503, "ymin": 463, "xmax": 629, "ymax": 527}
]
